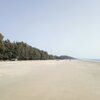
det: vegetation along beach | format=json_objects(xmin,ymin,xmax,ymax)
[{"xmin": 0, "ymin": 0, "xmax": 100, "ymax": 100}]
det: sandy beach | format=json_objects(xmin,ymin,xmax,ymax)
[{"xmin": 0, "ymin": 60, "xmax": 100, "ymax": 100}]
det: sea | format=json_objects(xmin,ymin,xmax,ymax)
[{"xmin": 78, "ymin": 58, "xmax": 100, "ymax": 63}]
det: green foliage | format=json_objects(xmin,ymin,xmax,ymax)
[
  {"xmin": 40, "ymin": 51, "xmax": 49, "ymax": 60},
  {"xmin": 0, "ymin": 33, "xmax": 4, "ymax": 53},
  {"xmin": 0, "ymin": 33, "xmax": 50, "ymax": 60},
  {"xmin": 0, "ymin": 33, "xmax": 74, "ymax": 61},
  {"xmin": 0, "ymin": 33, "xmax": 4, "ymax": 40}
]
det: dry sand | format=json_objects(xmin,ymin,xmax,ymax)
[{"xmin": 0, "ymin": 60, "xmax": 100, "ymax": 100}]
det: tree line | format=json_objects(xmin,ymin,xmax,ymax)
[{"xmin": 0, "ymin": 33, "xmax": 74, "ymax": 61}]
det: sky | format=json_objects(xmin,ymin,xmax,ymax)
[{"xmin": 0, "ymin": 0, "xmax": 100, "ymax": 59}]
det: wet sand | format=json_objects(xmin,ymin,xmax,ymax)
[{"xmin": 0, "ymin": 60, "xmax": 100, "ymax": 100}]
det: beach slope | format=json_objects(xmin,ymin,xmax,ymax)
[{"xmin": 0, "ymin": 60, "xmax": 100, "ymax": 100}]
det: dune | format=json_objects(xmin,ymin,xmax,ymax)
[{"xmin": 0, "ymin": 60, "xmax": 100, "ymax": 100}]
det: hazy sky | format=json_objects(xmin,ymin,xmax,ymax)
[{"xmin": 0, "ymin": 0, "xmax": 100, "ymax": 59}]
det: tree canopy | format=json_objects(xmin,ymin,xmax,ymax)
[
  {"xmin": 0, "ymin": 33, "xmax": 74, "ymax": 61},
  {"xmin": 0, "ymin": 33, "xmax": 50, "ymax": 60}
]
